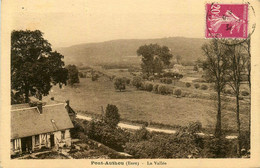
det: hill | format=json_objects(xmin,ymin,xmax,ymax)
[{"xmin": 56, "ymin": 37, "xmax": 207, "ymax": 66}]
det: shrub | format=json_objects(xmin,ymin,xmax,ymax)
[
  {"xmin": 186, "ymin": 82, "xmax": 191, "ymax": 88},
  {"xmin": 160, "ymin": 77, "xmax": 172, "ymax": 84},
  {"xmin": 166, "ymin": 78, "xmax": 172, "ymax": 84},
  {"xmin": 142, "ymin": 73, "xmax": 149, "ymax": 80},
  {"xmin": 114, "ymin": 77, "xmax": 126, "ymax": 91},
  {"xmin": 194, "ymin": 83, "xmax": 200, "ymax": 89},
  {"xmin": 124, "ymin": 124, "xmax": 204, "ymax": 158},
  {"xmin": 143, "ymin": 82, "xmax": 153, "ymax": 92},
  {"xmin": 174, "ymin": 89, "xmax": 182, "ymax": 98},
  {"xmin": 79, "ymin": 72, "xmax": 86, "ymax": 78},
  {"xmin": 153, "ymin": 84, "xmax": 159, "ymax": 93},
  {"xmin": 201, "ymin": 84, "xmax": 208, "ymax": 90},
  {"xmin": 148, "ymin": 76, "xmax": 155, "ymax": 81},
  {"xmin": 85, "ymin": 120, "xmax": 130, "ymax": 151},
  {"xmin": 132, "ymin": 76, "xmax": 143, "ymax": 89},
  {"xmin": 104, "ymin": 104, "xmax": 120, "ymax": 127},
  {"xmin": 241, "ymin": 90, "xmax": 249, "ymax": 96},
  {"xmin": 122, "ymin": 77, "xmax": 131, "ymax": 85},
  {"xmin": 158, "ymin": 85, "xmax": 173, "ymax": 95},
  {"xmin": 92, "ymin": 74, "xmax": 99, "ymax": 81}
]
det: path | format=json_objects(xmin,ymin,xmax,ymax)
[{"xmin": 76, "ymin": 114, "xmax": 237, "ymax": 139}]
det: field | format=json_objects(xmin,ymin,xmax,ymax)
[{"xmin": 43, "ymin": 71, "xmax": 250, "ymax": 133}]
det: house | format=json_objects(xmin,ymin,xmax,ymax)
[{"xmin": 11, "ymin": 102, "xmax": 74, "ymax": 156}]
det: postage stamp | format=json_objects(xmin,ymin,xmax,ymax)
[{"xmin": 206, "ymin": 3, "xmax": 248, "ymax": 38}]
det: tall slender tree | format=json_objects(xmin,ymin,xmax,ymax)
[
  {"xmin": 225, "ymin": 41, "xmax": 248, "ymax": 157},
  {"xmin": 202, "ymin": 39, "xmax": 229, "ymax": 139}
]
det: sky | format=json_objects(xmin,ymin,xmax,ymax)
[{"xmin": 9, "ymin": 0, "xmax": 206, "ymax": 48}]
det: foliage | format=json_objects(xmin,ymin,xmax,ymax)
[
  {"xmin": 66, "ymin": 64, "xmax": 80, "ymax": 86},
  {"xmin": 132, "ymin": 76, "xmax": 143, "ymax": 89},
  {"xmin": 85, "ymin": 120, "xmax": 130, "ymax": 151},
  {"xmin": 91, "ymin": 74, "xmax": 99, "ymax": 81},
  {"xmin": 174, "ymin": 89, "xmax": 182, "ymax": 98},
  {"xmin": 158, "ymin": 85, "xmax": 173, "ymax": 95},
  {"xmin": 11, "ymin": 30, "xmax": 68, "ymax": 102},
  {"xmin": 79, "ymin": 72, "xmax": 86, "ymax": 78},
  {"xmin": 148, "ymin": 76, "xmax": 155, "ymax": 81},
  {"xmin": 122, "ymin": 77, "xmax": 131, "ymax": 85},
  {"xmin": 152, "ymin": 84, "xmax": 159, "ymax": 93},
  {"xmin": 130, "ymin": 127, "xmax": 151, "ymax": 142},
  {"xmin": 104, "ymin": 104, "xmax": 120, "ymax": 127},
  {"xmin": 162, "ymin": 72, "xmax": 183, "ymax": 79},
  {"xmin": 124, "ymin": 122, "xmax": 204, "ymax": 158},
  {"xmin": 194, "ymin": 83, "xmax": 200, "ymax": 89},
  {"xmin": 142, "ymin": 82, "xmax": 153, "ymax": 92},
  {"xmin": 186, "ymin": 82, "xmax": 191, "ymax": 88},
  {"xmin": 114, "ymin": 77, "xmax": 126, "ymax": 92},
  {"xmin": 137, "ymin": 44, "xmax": 173, "ymax": 75},
  {"xmin": 201, "ymin": 84, "xmax": 208, "ymax": 90}
]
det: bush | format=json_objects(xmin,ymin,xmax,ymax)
[
  {"xmin": 201, "ymin": 84, "xmax": 208, "ymax": 90},
  {"xmin": 114, "ymin": 77, "xmax": 126, "ymax": 91},
  {"xmin": 186, "ymin": 82, "xmax": 191, "ymax": 88},
  {"xmin": 124, "ymin": 124, "xmax": 204, "ymax": 158},
  {"xmin": 143, "ymin": 82, "xmax": 153, "ymax": 92},
  {"xmin": 160, "ymin": 77, "xmax": 172, "ymax": 84},
  {"xmin": 92, "ymin": 74, "xmax": 99, "ymax": 81},
  {"xmin": 153, "ymin": 84, "xmax": 159, "ymax": 93},
  {"xmin": 104, "ymin": 104, "xmax": 120, "ymax": 127},
  {"xmin": 148, "ymin": 76, "xmax": 155, "ymax": 81},
  {"xmin": 174, "ymin": 89, "xmax": 182, "ymax": 98},
  {"xmin": 122, "ymin": 77, "xmax": 131, "ymax": 85},
  {"xmin": 241, "ymin": 90, "xmax": 249, "ymax": 96},
  {"xmin": 194, "ymin": 83, "xmax": 200, "ymax": 89},
  {"xmin": 132, "ymin": 76, "xmax": 143, "ymax": 89},
  {"xmin": 166, "ymin": 78, "xmax": 172, "ymax": 84},
  {"xmin": 85, "ymin": 120, "xmax": 130, "ymax": 151},
  {"xmin": 79, "ymin": 72, "xmax": 86, "ymax": 78},
  {"xmin": 158, "ymin": 85, "xmax": 173, "ymax": 95}
]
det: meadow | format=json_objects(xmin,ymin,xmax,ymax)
[{"xmin": 43, "ymin": 71, "xmax": 249, "ymax": 134}]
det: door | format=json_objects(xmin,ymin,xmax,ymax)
[
  {"xmin": 50, "ymin": 134, "xmax": 55, "ymax": 147},
  {"xmin": 21, "ymin": 137, "xmax": 32, "ymax": 153}
]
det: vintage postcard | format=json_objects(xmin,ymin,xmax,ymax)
[{"xmin": 1, "ymin": 0, "xmax": 260, "ymax": 167}]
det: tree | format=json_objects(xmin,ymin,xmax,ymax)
[
  {"xmin": 225, "ymin": 41, "xmax": 248, "ymax": 157},
  {"xmin": 132, "ymin": 76, "xmax": 143, "ymax": 89},
  {"xmin": 202, "ymin": 39, "xmax": 229, "ymax": 139},
  {"xmin": 104, "ymin": 104, "xmax": 120, "ymax": 128},
  {"xmin": 137, "ymin": 44, "xmax": 173, "ymax": 76},
  {"xmin": 11, "ymin": 30, "xmax": 68, "ymax": 103},
  {"xmin": 114, "ymin": 77, "xmax": 126, "ymax": 91},
  {"xmin": 66, "ymin": 64, "xmax": 79, "ymax": 86}
]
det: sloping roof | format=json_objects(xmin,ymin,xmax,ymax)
[{"xmin": 11, "ymin": 103, "xmax": 74, "ymax": 139}]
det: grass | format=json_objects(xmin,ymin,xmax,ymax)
[{"xmin": 44, "ymin": 76, "xmax": 249, "ymax": 133}]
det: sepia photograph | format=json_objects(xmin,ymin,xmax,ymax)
[{"xmin": 1, "ymin": 0, "xmax": 260, "ymax": 167}]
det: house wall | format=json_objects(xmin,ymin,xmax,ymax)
[
  {"xmin": 11, "ymin": 129, "xmax": 72, "ymax": 156},
  {"xmin": 10, "ymin": 139, "xmax": 21, "ymax": 155}
]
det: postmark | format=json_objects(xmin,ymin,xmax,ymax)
[{"xmin": 206, "ymin": 3, "xmax": 248, "ymax": 39}]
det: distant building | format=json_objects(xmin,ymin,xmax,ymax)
[{"xmin": 11, "ymin": 102, "xmax": 74, "ymax": 156}]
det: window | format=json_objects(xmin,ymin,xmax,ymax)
[
  {"xmin": 61, "ymin": 131, "xmax": 65, "ymax": 140},
  {"xmin": 35, "ymin": 135, "xmax": 40, "ymax": 145}
]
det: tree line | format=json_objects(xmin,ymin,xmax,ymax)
[{"xmin": 202, "ymin": 39, "xmax": 251, "ymax": 157}]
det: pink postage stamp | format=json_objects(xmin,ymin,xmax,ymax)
[{"xmin": 206, "ymin": 3, "xmax": 248, "ymax": 38}]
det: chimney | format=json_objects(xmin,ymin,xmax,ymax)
[{"xmin": 37, "ymin": 101, "xmax": 43, "ymax": 114}]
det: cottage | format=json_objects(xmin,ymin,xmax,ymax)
[{"xmin": 11, "ymin": 102, "xmax": 74, "ymax": 156}]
